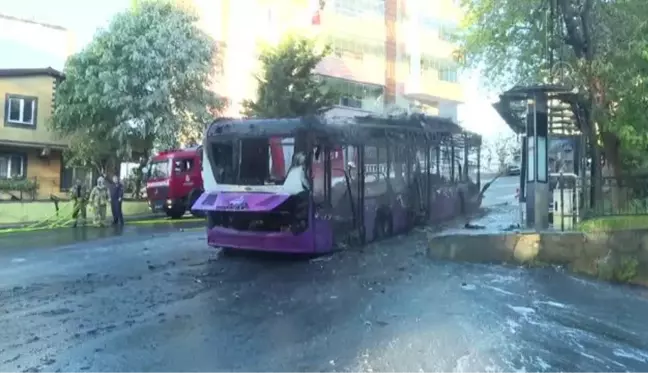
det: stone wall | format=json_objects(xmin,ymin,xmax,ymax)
[{"xmin": 428, "ymin": 230, "xmax": 648, "ymax": 286}]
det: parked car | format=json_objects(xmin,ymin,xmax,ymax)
[{"xmin": 506, "ymin": 164, "xmax": 521, "ymax": 176}]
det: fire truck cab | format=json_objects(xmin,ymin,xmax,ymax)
[{"xmin": 146, "ymin": 146, "xmax": 203, "ymax": 219}]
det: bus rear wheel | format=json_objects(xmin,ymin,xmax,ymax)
[{"xmin": 373, "ymin": 210, "xmax": 393, "ymax": 240}]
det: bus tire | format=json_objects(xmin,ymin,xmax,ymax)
[
  {"xmin": 373, "ymin": 209, "xmax": 393, "ymax": 240},
  {"xmin": 219, "ymin": 247, "xmax": 234, "ymax": 257}
]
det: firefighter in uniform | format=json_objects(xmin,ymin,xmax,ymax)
[
  {"xmin": 70, "ymin": 179, "xmax": 88, "ymax": 227},
  {"xmin": 89, "ymin": 176, "xmax": 110, "ymax": 226}
]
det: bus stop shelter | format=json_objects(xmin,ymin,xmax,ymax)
[{"xmin": 492, "ymin": 84, "xmax": 589, "ymax": 230}]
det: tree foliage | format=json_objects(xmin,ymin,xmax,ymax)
[
  {"xmin": 242, "ymin": 34, "xmax": 340, "ymax": 118},
  {"xmin": 51, "ymin": 0, "xmax": 221, "ymax": 174},
  {"xmin": 489, "ymin": 134, "xmax": 519, "ymax": 171},
  {"xmin": 458, "ymin": 0, "xmax": 648, "ymax": 176}
]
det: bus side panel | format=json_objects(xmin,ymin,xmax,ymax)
[{"xmin": 313, "ymin": 214, "xmax": 334, "ymax": 252}]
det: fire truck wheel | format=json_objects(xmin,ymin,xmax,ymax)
[
  {"xmin": 166, "ymin": 208, "xmax": 185, "ymax": 219},
  {"xmin": 189, "ymin": 190, "xmax": 205, "ymax": 218},
  {"xmin": 191, "ymin": 210, "xmax": 205, "ymax": 218}
]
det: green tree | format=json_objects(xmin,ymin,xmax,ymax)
[
  {"xmin": 458, "ymin": 0, "xmax": 648, "ymax": 203},
  {"xmin": 51, "ymin": 0, "xmax": 221, "ymax": 178},
  {"xmin": 242, "ymin": 34, "xmax": 340, "ymax": 118},
  {"xmin": 492, "ymin": 134, "xmax": 518, "ymax": 172}
]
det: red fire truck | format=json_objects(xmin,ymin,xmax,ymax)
[{"xmin": 146, "ymin": 146, "xmax": 204, "ymax": 219}]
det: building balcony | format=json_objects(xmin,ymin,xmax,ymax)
[
  {"xmin": 315, "ymin": 54, "xmax": 385, "ymax": 86},
  {"xmin": 403, "ymin": 72, "xmax": 463, "ymax": 104},
  {"xmin": 419, "ymin": 33, "xmax": 456, "ymax": 59}
]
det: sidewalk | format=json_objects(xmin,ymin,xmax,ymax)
[
  {"xmin": 0, "ymin": 213, "xmax": 162, "ymax": 230},
  {"xmin": 432, "ymin": 202, "xmax": 521, "ymax": 236},
  {"xmin": 0, "ymin": 219, "xmax": 204, "ymax": 251}
]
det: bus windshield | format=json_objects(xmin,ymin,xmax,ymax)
[{"xmin": 211, "ymin": 137, "xmax": 298, "ymax": 186}]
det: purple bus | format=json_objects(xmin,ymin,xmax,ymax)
[{"xmin": 191, "ymin": 114, "xmax": 482, "ymax": 254}]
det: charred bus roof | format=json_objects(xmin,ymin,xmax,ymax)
[{"xmin": 205, "ymin": 114, "xmax": 481, "ymax": 145}]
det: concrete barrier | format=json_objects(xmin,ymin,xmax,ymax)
[{"xmin": 428, "ymin": 230, "xmax": 648, "ymax": 286}]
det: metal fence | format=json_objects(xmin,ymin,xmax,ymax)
[
  {"xmin": 591, "ymin": 176, "xmax": 648, "ymax": 216},
  {"xmin": 548, "ymin": 174, "xmax": 648, "ymax": 231},
  {"xmin": 0, "ymin": 176, "xmax": 64, "ymax": 201}
]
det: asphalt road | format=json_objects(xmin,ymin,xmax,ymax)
[
  {"xmin": 1, "ymin": 176, "xmax": 648, "ymax": 372},
  {"xmin": 482, "ymin": 175, "xmax": 519, "ymax": 208}
]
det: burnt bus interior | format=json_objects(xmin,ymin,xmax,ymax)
[
  {"xmin": 207, "ymin": 130, "xmax": 313, "ymax": 234},
  {"xmin": 203, "ymin": 115, "xmax": 481, "ymax": 246},
  {"xmin": 313, "ymin": 118, "xmax": 482, "ymax": 246}
]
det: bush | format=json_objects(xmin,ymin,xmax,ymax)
[
  {"xmin": 580, "ymin": 216, "xmax": 648, "ymax": 231},
  {"xmin": 0, "ymin": 178, "xmax": 38, "ymax": 193},
  {"xmin": 614, "ymin": 256, "xmax": 639, "ymax": 283},
  {"xmin": 596, "ymin": 254, "xmax": 639, "ymax": 283}
]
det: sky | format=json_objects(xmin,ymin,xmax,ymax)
[{"xmin": 0, "ymin": 0, "xmax": 511, "ymax": 140}]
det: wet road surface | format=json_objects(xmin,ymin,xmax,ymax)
[
  {"xmin": 2, "ymin": 224, "xmax": 648, "ymax": 372},
  {"xmin": 2, "ymin": 176, "xmax": 648, "ymax": 371},
  {"xmin": 482, "ymin": 175, "xmax": 518, "ymax": 208}
]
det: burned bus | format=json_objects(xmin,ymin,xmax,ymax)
[{"xmin": 191, "ymin": 114, "xmax": 482, "ymax": 253}]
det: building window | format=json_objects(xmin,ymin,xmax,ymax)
[
  {"xmin": 5, "ymin": 95, "xmax": 37, "ymax": 126},
  {"xmin": 439, "ymin": 68, "xmax": 458, "ymax": 82},
  {"xmin": 438, "ymin": 26, "xmax": 456, "ymax": 42},
  {"xmin": 60, "ymin": 165, "xmax": 93, "ymax": 191},
  {"xmin": 420, "ymin": 16, "xmax": 438, "ymax": 30},
  {"xmin": 340, "ymin": 96, "xmax": 363, "ymax": 108},
  {"xmin": 321, "ymin": 76, "xmax": 384, "ymax": 111},
  {"xmin": 333, "ymin": 0, "xmax": 385, "ymax": 17},
  {"xmin": 0, "ymin": 153, "xmax": 26, "ymax": 179},
  {"xmin": 328, "ymin": 35, "xmax": 385, "ymax": 59},
  {"xmin": 417, "ymin": 56, "xmax": 458, "ymax": 82},
  {"xmin": 421, "ymin": 56, "xmax": 440, "ymax": 71},
  {"xmin": 420, "ymin": 16, "xmax": 457, "ymax": 42}
]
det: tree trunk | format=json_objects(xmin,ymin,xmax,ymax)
[
  {"xmin": 133, "ymin": 149, "xmax": 151, "ymax": 200},
  {"xmin": 579, "ymin": 97, "xmax": 603, "ymax": 213},
  {"xmin": 602, "ymin": 130, "xmax": 624, "ymax": 211}
]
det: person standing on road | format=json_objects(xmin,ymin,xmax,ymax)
[
  {"xmin": 89, "ymin": 176, "xmax": 109, "ymax": 227},
  {"xmin": 110, "ymin": 175, "xmax": 125, "ymax": 225},
  {"xmin": 70, "ymin": 178, "xmax": 88, "ymax": 227}
]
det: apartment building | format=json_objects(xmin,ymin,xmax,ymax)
[{"xmin": 179, "ymin": 0, "xmax": 463, "ymax": 120}]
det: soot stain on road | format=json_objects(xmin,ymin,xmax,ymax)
[{"xmin": 1, "ymin": 228, "xmax": 648, "ymax": 372}]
